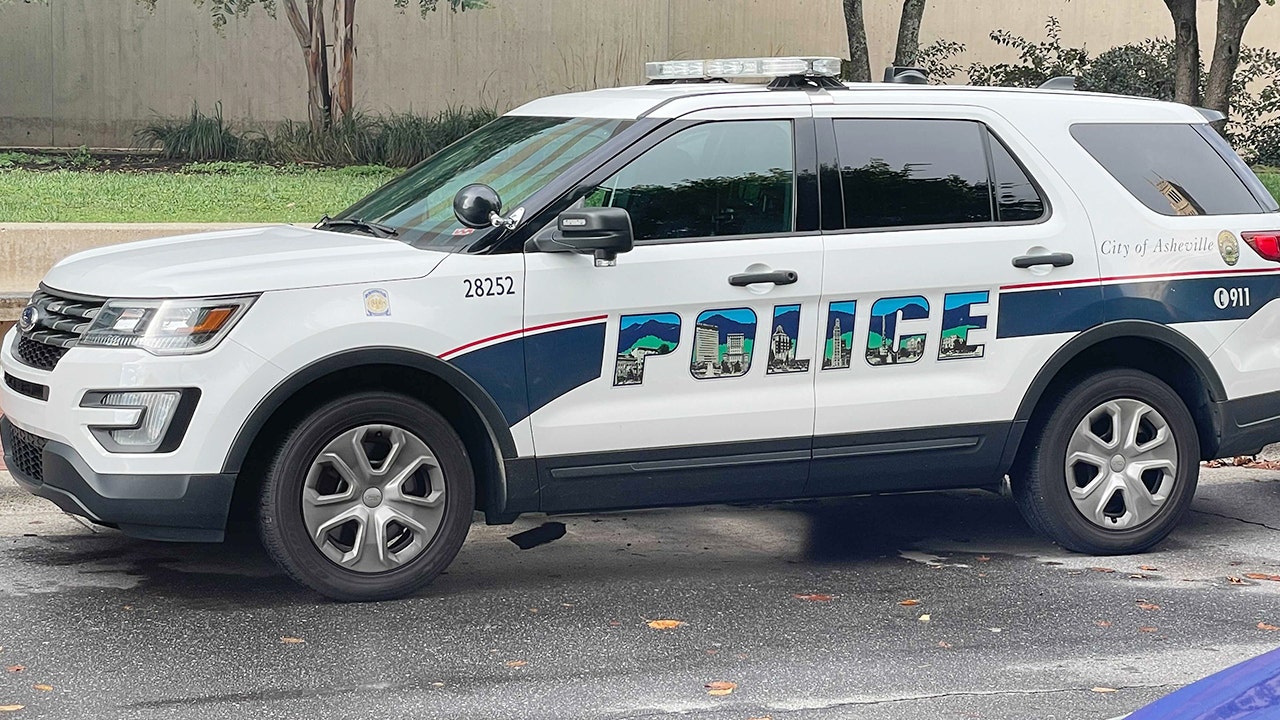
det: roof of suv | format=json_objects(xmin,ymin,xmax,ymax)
[{"xmin": 508, "ymin": 81, "xmax": 1206, "ymax": 125}]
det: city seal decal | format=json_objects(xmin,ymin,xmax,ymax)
[
  {"xmin": 363, "ymin": 288, "xmax": 391, "ymax": 317},
  {"xmin": 1218, "ymin": 230, "xmax": 1240, "ymax": 267},
  {"xmin": 17, "ymin": 304, "xmax": 37, "ymax": 333}
]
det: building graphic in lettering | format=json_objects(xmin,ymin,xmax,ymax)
[
  {"xmin": 866, "ymin": 296, "xmax": 929, "ymax": 366},
  {"xmin": 766, "ymin": 304, "xmax": 810, "ymax": 374},
  {"xmin": 939, "ymin": 291, "xmax": 989, "ymax": 360},
  {"xmin": 614, "ymin": 312, "xmax": 681, "ymax": 385},
  {"xmin": 690, "ymin": 308, "xmax": 757, "ymax": 379},
  {"xmin": 822, "ymin": 300, "xmax": 855, "ymax": 370}
]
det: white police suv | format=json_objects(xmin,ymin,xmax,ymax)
[{"xmin": 5, "ymin": 57, "xmax": 1280, "ymax": 600}]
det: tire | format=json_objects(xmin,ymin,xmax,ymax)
[
  {"xmin": 1011, "ymin": 368, "xmax": 1199, "ymax": 555},
  {"xmin": 258, "ymin": 391, "xmax": 474, "ymax": 601}
]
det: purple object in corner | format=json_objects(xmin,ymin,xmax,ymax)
[{"xmin": 1127, "ymin": 647, "xmax": 1280, "ymax": 719}]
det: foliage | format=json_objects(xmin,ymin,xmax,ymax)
[
  {"xmin": 1079, "ymin": 39, "xmax": 1180, "ymax": 101},
  {"xmin": 136, "ymin": 104, "xmax": 496, "ymax": 167},
  {"xmin": 1230, "ymin": 46, "xmax": 1280, "ymax": 165},
  {"xmin": 967, "ymin": 17, "xmax": 1089, "ymax": 88},
  {"xmin": 0, "ymin": 165, "xmax": 398, "ymax": 222},
  {"xmin": 914, "ymin": 38, "xmax": 966, "ymax": 85}
]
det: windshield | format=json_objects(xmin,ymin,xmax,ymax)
[{"xmin": 336, "ymin": 115, "xmax": 624, "ymax": 248}]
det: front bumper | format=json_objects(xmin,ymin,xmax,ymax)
[{"xmin": 1, "ymin": 417, "xmax": 234, "ymax": 541}]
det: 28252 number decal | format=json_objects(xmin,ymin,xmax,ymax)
[{"xmin": 464, "ymin": 276, "xmax": 516, "ymax": 298}]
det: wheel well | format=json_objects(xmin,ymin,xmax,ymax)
[
  {"xmin": 228, "ymin": 364, "xmax": 501, "ymax": 524},
  {"xmin": 1014, "ymin": 336, "xmax": 1218, "ymax": 469}
]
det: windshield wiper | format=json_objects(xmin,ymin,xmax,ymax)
[{"xmin": 315, "ymin": 216, "xmax": 399, "ymax": 239}]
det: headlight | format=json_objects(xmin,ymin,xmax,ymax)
[{"xmin": 80, "ymin": 296, "xmax": 255, "ymax": 355}]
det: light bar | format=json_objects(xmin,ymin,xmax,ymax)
[{"xmin": 645, "ymin": 56, "xmax": 842, "ymax": 80}]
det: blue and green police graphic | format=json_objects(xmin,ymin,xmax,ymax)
[
  {"xmin": 766, "ymin": 304, "xmax": 810, "ymax": 374},
  {"xmin": 614, "ymin": 312, "xmax": 681, "ymax": 386},
  {"xmin": 939, "ymin": 291, "xmax": 989, "ymax": 360},
  {"xmin": 822, "ymin": 300, "xmax": 855, "ymax": 370},
  {"xmin": 867, "ymin": 296, "xmax": 929, "ymax": 366},
  {"xmin": 690, "ymin": 308, "xmax": 756, "ymax": 379}
]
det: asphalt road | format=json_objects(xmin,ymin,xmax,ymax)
[{"xmin": 3, "ymin": 468, "xmax": 1280, "ymax": 720}]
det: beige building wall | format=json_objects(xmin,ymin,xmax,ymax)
[{"xmin": 1, "ymin": 0, "xmax": 1277, "ymax": 148}]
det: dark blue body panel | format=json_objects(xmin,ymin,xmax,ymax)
[{"xmin": 1128, "ymin": 646, "xmax": 1280, "ymax": 719}]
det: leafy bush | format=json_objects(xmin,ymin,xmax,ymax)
[
  {"xmin": 1080, "ymin": 39, "xmax": 1179, "ymax": 101},
  {"xmin": 136, "ymin": 104, "xmax": 497, "ymax": 167},
  {"xmin": 915, "ymin": 39, "xmax": 967, "ymax": 85},
  {"xmin": 1231, "ymin": 47, "xmax": 1280, "ymax": 165},
  {"xmin": 967, "ymin": 17, "xmax": 1088, "ymax": 88}
]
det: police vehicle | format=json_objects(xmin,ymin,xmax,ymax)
[{"xmin": 5, "ymin": 57, "xmax": 1280, "ymax": 601}]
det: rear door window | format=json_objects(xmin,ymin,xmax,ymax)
[{"xmin": 1071, "ymin": 123, "xmax": 1266, "ymax": 216}]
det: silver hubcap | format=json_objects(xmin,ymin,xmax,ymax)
[
  {"xmin": 302, "ymin": 424, "xmax": 446, "ymax": 573},
  {"xmin": 1064, "ymin": 399, "xmax": 1178, "ymax": 530}
]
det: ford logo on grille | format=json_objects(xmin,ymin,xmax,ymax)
[{"xmin": 18, "ymin": 305, "xmax": 38, "ymax": 333}]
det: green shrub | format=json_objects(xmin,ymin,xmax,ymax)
[
  {"xmin": 967, "ymin": 17, "xmax": 1089, "ymax": 88},
  {"xmin": 136, "ymin": 102, "xmax": 240, "ymax": 161},
  {"xmin": 1080, "ymin": 39, "xmax": 1179, "ymax": 101}
]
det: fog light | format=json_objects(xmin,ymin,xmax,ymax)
[{"xmin": 101, "ymin": 391, "xmax": 180, "ymax": 448}]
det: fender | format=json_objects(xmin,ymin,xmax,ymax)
[
  {"xmin": 221, "ymin": 346, "xmax": 518, "ymax": 476},
  {"xmin": 1000, "ymin": 320, "xmax": 1226, "ymax": 472}
]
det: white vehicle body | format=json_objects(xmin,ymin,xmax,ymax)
[{"xmin": 4, "ymin": 61, "xmax": 1279, "ymax": 598}]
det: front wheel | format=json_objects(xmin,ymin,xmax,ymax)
[
  {"xmin": 1012, "ymin": 369, "xmax": 1199, "ymax": 555},
  {"xmin": 258, "ymin": 392, "xmax": 474, "ymax": 601}
]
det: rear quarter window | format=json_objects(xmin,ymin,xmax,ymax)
[{"xmin": 1070, "ymin": 123, "xmax": 1267, "ymax": 216}]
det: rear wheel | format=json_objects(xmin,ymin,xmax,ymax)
[
  {"xmin": 1012, "ymin": 369, "xmax": 1199, "ymax": 555},
  {"xmin": 259, "ymin": 392, "xmax": 474, "ymax": 601}
]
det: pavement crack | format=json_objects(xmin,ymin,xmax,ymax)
[{"xmin": 1193, "ymin": 508, "xmax": 1280, "ymax": 532}]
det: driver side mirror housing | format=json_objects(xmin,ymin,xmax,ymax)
[{"xmin": 531, "ymin": 207, "xmax": 635, "ymax": 266}]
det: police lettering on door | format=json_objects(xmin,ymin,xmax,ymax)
[{"xmin": 611, "ymin": 290, "xmax": 993, "ymax": 385}]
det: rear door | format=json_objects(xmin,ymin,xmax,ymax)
[
  {"xmin": 521, "ymin": 106, "xmax": 823, "ymax": 511},
  {"xmin": 807, "ymin": 104, "xmax": 1101, "ymax": 495}
]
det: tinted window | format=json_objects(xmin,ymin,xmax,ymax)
[
  {"xmin": 835, "ymin": 119, "xmax": 993, "ymax": 229},
  {"xmin": 989, "ymin": 134, "xmax": 1046, "ymax": 221},
  {"xmin": 587, "ymin": 120, "xmax": 795, "ymax": 241},
  {"xmin": 1071, "ymin": 123, "xmax": 1264, "ymax": 216}
]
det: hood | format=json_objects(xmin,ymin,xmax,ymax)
[{"xmin": 41, "ymin": 225, "xmax": 449, "ymax": 298}]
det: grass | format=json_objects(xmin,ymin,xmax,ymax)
[
  {"xmin": 1260, "ymin": 172, "xmax": 1280, "ymax": 203},
  {"xmin": 0, "ymin": 163, "xmax": 399, "ymax": 223}
]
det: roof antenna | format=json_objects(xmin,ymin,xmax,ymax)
[{"xmin": 1039, "ymin": 76, "xmax": 1077, "ymax": 90}]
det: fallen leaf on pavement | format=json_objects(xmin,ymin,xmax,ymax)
[
  {"xmin": 704, "ymin": 681, "xmax": 737, "ymax": 696},
  {"xmin": 1137, "ymin": 601, "xmax": 1161, "ymax": 611},
  {"xmin": 1092, "ymin": 567, "xmax": 1116, "ymax": 573},
  {"xmin": 0, "ymin": 706, "xmax": 23, "ymax": 713},
  {"xmin": 1139, "ymin": 626, "xmax": 1158, "ymax": 633},
  {"xmin": 1096, "ymin": 621, "xmax": 1113, "ymax": 628},
  {"xmin": 1229, "ymin": 577, "xmax": 1247, "ymax": 585},
  {"xmin": 919, "ymin": 614, "xmax": 931, "ymax": 623},
  {"xmin": 1139, "ymin": 565, "xmax": 1159, "ymax": 571},
  {"xmin": 31, "ymin": 685, "xmax": 51, "ymax": 692},
  {"xmin": 505, "ymin": 660, "xmax": 527, "ymax": 667},
  {"xmin": 647, "ymin": 620, "xmax": 685, "ymax": 630},
  {"xmin": 898, "ymin": 599, "xmax": 920, "ymax": 606},
  {"xmin": 937, "ymin": 641, "xmax": 952, "ymax": 649},
  {"xmin": 976, "ymin": 556, "xmax": 991, "ymax": 562},
  {"xmin": 1129, "ymin": 574, "xmax": 1148, "ymax": 579},
  {"xmin": 1092, "ymin": 687, "xmax": 1118, "ymax": 693},
  {"xmin": 793, "ymin": 593, "xmax": 834, "ymax": 602},
  {"xmin": 4, "ymin": 667, "xmax": 22, "ymax": 674},
  {"xmin": 1259, "ymin": 622, "xmax": 1280, "ymax": 631},
  {"xmin": 430, "ymin": 682, "xmax": 445, "ymax": 687},
  {"xmin": 1246, "ymin": 573, "xmax": 1280, "ymax": 582},
  {"xmin": 279, "ymin": 637, "xmax": 305, "ymax": 645}
]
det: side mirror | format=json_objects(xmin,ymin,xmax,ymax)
[
  {"xmin": 532, "ymin": 207, "xmax": 635, "ymax": 266},
  {"xmin": 453, "ymin": 183, "xmax": 503, "ymax": 229}
]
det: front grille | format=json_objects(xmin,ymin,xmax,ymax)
[
  {"xmin": 4, "ymin": 372, "xmax": 48, "ymax": 401},
  {"xmin": 14, "ymin": 288, "xmax": 105, "ymax": 371},
  {"xmin": 7, "ymin": 425, "xmax": 47, "ymax": 483}
]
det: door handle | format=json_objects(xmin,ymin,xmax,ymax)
[
  {"xmin": 728, "ymin": 270, "xmax": 798, "ymax": 287},
  {"xmin": 1012, "ymin": 252, "xmax": 1074, "ymax": 269}
]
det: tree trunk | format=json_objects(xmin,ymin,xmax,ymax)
[
  {"xmin": 1205, "ymin": 0, "xmax": 1261, "ymax": 127},
  {"xmin": 1163, "ymin": 0, "xmax": 1201, "ymax": 106},
  {"xmin": 282, "ymin": 0, "xmax": 332, "ymax": 132},
  {"xmin": 894, "ymin": 0, "xmax": 928, "ymax": 66},
  {"xmin": 330, "ymin": 0, "xmax": 356, "ymax": 122},
  {"xmin": 842, "ymin": 0, "xmax": 871, "ymax": 82}
]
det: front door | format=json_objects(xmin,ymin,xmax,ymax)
[{"xmin": 521, "ymin": 109, "xmax": 823, "ymax": 511}]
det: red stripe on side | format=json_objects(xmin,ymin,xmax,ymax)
[
  {"xmin": 439, "ymin": 314, "xmax": 608, "ymax": 359},
  {"xmin": 1001, "ymin": 266, "xmax": 1280, "ymax": 292}
]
